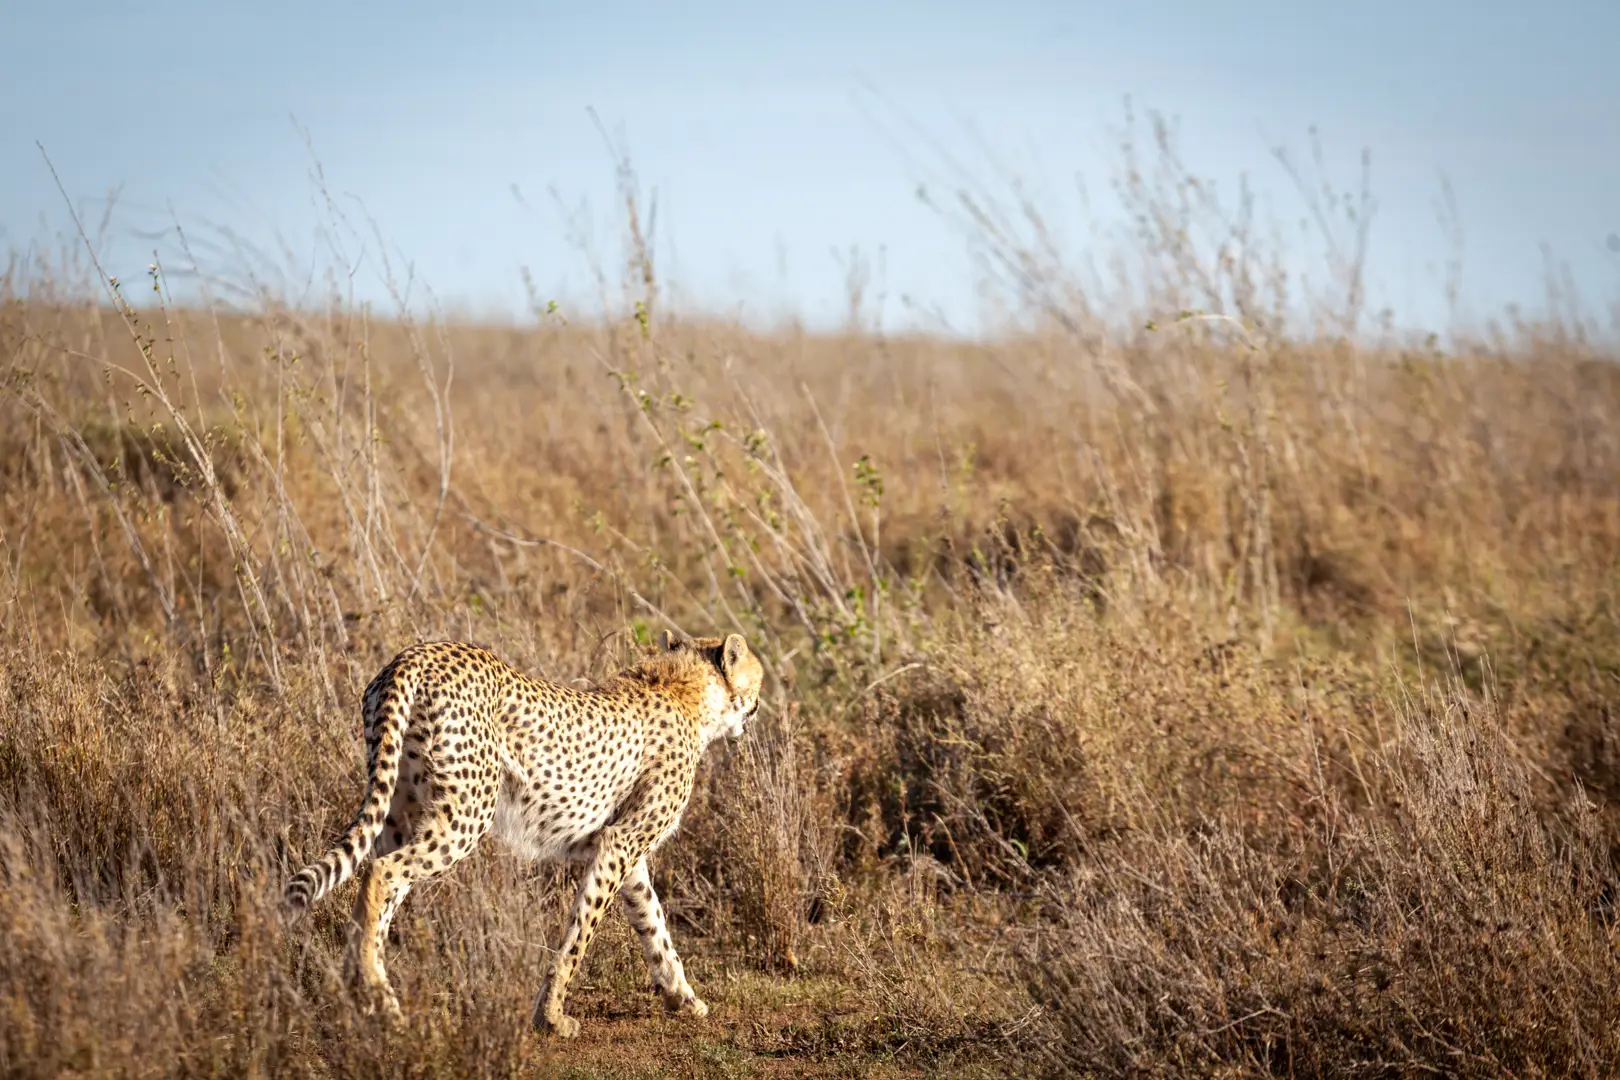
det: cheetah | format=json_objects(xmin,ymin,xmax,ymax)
[{"xmin": 283, "ymin": 630, "xmax": 764, "ymax": 1037}]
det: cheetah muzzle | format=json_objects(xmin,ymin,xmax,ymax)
[{"xmin": 282, "ymin": 630, "xmax": 766, "ymax": 1037}]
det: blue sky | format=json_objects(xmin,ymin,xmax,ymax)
[{"xmin": 2, "ymin": 0, "xmax": 1616, "ymax": 336}]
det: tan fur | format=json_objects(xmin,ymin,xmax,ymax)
[{"xmin": 283, "ymin": 631, "xmax": 765, "ymax": 1037}]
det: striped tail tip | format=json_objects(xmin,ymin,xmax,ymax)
[{"xmin": 282, "ymin": 873, "xmax": 317, "ymax": 920}]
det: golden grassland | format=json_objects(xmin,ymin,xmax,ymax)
[{"xmin": 3, "ymin": 135, "xmax": 1620, "ymax": 1078}]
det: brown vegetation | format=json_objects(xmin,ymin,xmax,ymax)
[{"xmin": 2, "ymin": 124, "xmax": 1618, "ymax": 1077}]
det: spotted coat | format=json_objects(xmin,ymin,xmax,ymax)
[{"xmin": 284, "ymin": 631, "xmax": 765, "ymax": 1037}]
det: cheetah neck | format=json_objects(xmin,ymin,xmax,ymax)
[{"xmin": 599, "ymin": 669, "xmax": 731, "ymax": 748}]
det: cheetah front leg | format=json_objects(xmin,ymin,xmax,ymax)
[
  {"xmin": 532, "ymin": 822, "xmax": 650, "ymax": 1038},
  {"xmin": 619, "ymin": 855, "xmax": 706, "ymax": 1018}
]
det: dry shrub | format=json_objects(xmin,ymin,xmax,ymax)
[
  {"xmin": 1024, "ymin": 688, "xmax": 1620, "ymax": 1079},
  {"xmin": 847, "ymin": 580, "xmax": 1346, "ymax": 887},
  {"xmin": 727, "ymin": 700, "xmax": 823, "ymax": 973}
]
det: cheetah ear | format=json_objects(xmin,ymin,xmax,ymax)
[
  {"xmin": 721, "ymin": 633, "xmax": 748, "ymax": 675},
  {"xmin": 659, "ymin": 629, "xmax": 684, "ymax": 651}
]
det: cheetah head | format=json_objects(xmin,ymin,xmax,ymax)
[{"xmin": 660, "ymin": 630, "xmax": 764, "ymax": 744}]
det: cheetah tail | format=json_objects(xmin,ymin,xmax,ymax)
[{"xmin": 282, "ymin": 659, "xmax": 420, "ymax": 918}]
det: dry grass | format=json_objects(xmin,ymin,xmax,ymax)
[{"xmin": 2, "ymin": 121, "xmax": 1618, "ymax": 1077}]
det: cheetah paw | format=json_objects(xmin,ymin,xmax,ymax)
[
  {"xmin": 675, "ymin": 996, "xmax": 709, "ymax": 1020},
  {"xmin": 539, "ymin": 1013, "xmax": 581, "ymax": 1039}
]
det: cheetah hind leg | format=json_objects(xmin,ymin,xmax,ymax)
[
  {"xmin": 345, "ymin": 783, "xmax": 494, "ymax": 1019},
  {"xmin": 346, "ymin": 859, "xmax": 407, "ymax": 1021},
  {"xmin": 342, "ymin": 790, "xmax": 419, "ymax": 1015}
]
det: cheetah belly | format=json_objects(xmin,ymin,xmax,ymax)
[{"xmin": 489, "ymin": 733, "xmax": 647, "ymax": 863}]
